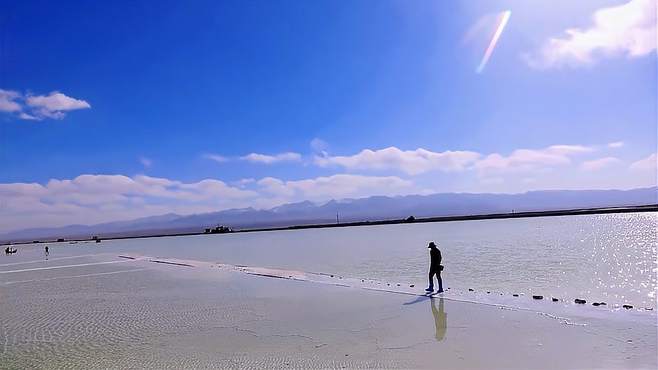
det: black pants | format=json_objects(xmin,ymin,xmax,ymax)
[{"xmin": 428, "ymin": 268, "xmax": 443, "ymax": 291}]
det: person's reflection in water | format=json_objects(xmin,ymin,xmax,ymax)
[{"xmin": 431, "ymin": 297, "xmax": 447, "ymax": 341}]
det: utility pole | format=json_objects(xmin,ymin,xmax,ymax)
[{"xmin": 336, "ymin": 213, "xmax": 339, "ymax": 224}]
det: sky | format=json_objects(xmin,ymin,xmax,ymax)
[{"xmin": 0, "ymin": 0, "xmax": 656, "ymax": 232}]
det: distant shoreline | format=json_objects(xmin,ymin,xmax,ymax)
[{"xmin": 3, "ymin": 204, "xmax": 657, "ymax": 246}]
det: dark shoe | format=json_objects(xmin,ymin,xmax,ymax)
[
  {"xmin": 425, "ymin": 287, "xmax": 434, "ymax": 292},
  {"xmin": 436, "ymin": 289, "xmax": 444, "ymax": 293}
]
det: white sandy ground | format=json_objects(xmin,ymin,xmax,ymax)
[{"xmin": 0, "ymin": 251, "xmax": 656, "ymax": 369}]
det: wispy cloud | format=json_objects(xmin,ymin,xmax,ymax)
[
  {"xmin": 203, "ymin": 152, "xmax": 302, "ymax": 164},
  {"xmin": 241, "ymin": 152, "xmax": 302, "ymax": 164},
  {"xmin": 315, "ymin": 145, "xmax": 595, "ymax": 176},
  {"xmin": 315, "ymin": 147, "xmax": 481, "ymax": 175},
  {"xmin": 607, "ymin": 141, "xmax": 625, "ymax": 148},
  {"xmin": 0, "ymin": 89, "xmax": 91, "ymax": 120},
  {"xmin": 203, "ymin": 154, "xmax": 229, "ymax": 163},
  {"xmin": 581, "ymin": 156, "xmax": 621, "ymax": 171},
  {"xmin": 525, "ymin": 0, "xmax": 656, "ymax": 68},
  {"xmin": 139, "ymin": 157, "xmax": 153, "ymax": 168},
  {"xmin": 475, "ymin": 145, "xmax": 594, "ymax": 175},
  {"xmin": 630, "ymin": 152, "xmax": 657, "ymax": 172},
  {"xmin": 256, "ymin": 174, "xmax": 417, "ymax": 201},
  {"xmin": 0, "ymin": 89, "xmax": 22, "ymax": 112},
  {"xmin": 310, "ymin": 138, "xmax": 329, "ymax": 154}
]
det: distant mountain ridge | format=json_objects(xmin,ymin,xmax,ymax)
[{"xmin": 2, "ymin": 187, "xmax": 656, "ymax": 242}]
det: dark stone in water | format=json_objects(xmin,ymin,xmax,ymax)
[
  {"xmin": 512, "ymin": 294, "xmax": 519, "ymax": 297},
  {"xmin": 396, "ymin": 283, "xmax": 400, "ymax": 286},
  {"xmin": 645, "ymin": 307, "xmax": 653, "ymax": 311},
  {"xmin": 330, "ymin": 275, "xmax": 334, "ymax": 278},
  {"xmin": 409, "ymin": 284, "xmax": 415, "ymax": 288},
  {"xmin": 552, "ymin": 298, "xmax": 559, "ymax": 302},
  {"xmin": 599, "ymin": 302, "xmax": 607, "ymax": 305},
  {"xmin": 486, "ymin": 291, "xmax": 490, "ymax": 294},
  {"xmin": 575, "ymin": 299, "xmax": 586, "ymax": 304},
  {"xmin": 592, "ymin": 302, "xmax": 600, "ymax": 306},
  {"xmin": 532, "ymin": 295, "xmax": 543, "ymax": 300},
  {"xmin": 361, "ymin": 280, "xmax": 365, "ymax": 282},
  {"xmin": 468, "ymin": 288, "xmax": 474, "ymax": 292},
  {"xmin": 623, "ymin": 304, "xmax": 633, "ymax": 309}
]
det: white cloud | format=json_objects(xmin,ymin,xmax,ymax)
[
  {"xmin": 26, "ymin": 91, "xmax": 90, "ymax": 111},
  {"xmin": 315, "ymin": 147, "xmax": 481, "ymax": 175},
  {"xmin": 475, "ymin": 144, "xmax": 593, "ymax": 175},
  {"xmin": 26, "ymin": 91, "xmax": 91, "ymax": 120},
  {"xmin": 0, "ymin": 174, "xmax": 262, "ymax": 232},
  {"xmin": 608, "ymin": 141, "xmax": 625, "ymax": 148},
  {"xmin": 526, "ymin": 0, "xmax": 656, "ymax": 68},
  {"xmin": 314, "ymin": 144, "xmax": 598, "ymax": 177},
  {"xmin": 630, "ymin": 152, "xmax": 657, "ymax": 172},
  {"xmin": 241, "ymin": 152, "xmax": 302, "ymax": 164},
  {"xmin": 0, "ymin": 89, "xmax": 91, "ymax": 120},
  {"xmin": 203, "ymin": 154, "xmax": 229, "ymax": 163},
  {"xmin": 257, "ymin": 174, "xmax": 418, "ymax": 202},
  {"xmin": 0, "ymin": 89, "xmax": 21, "ymax": 112},
  {"xmin": 581, "ymin": 156, "xmax": 621, "ymax": 171},
  {"xmin": 1, "ymin": 142, "xmax": 650, "ymax": 233},
  {"xmin": 0, "ymin": 173, "xmax": 423, "ymax": 233}
]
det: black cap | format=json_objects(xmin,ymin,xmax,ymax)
[{"xmin": 428, "ymin": 242, "xmax": 436, "ymax": 248}]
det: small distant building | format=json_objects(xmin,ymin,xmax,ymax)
[
  {"xmin": 205, "ymin": 225, "xmax": 233, "ymax": 234},
  {"xmin": 405, "ymin": 215, "xmax": 416, "ymax": 223},
  {"xmin": 57, "ymin": 238, "xmax": 65, "ymax": 242}
]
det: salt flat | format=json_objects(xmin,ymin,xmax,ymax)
[{"xmin": 1, "ymin": 245, "xmax": 655, "ymax": 369}]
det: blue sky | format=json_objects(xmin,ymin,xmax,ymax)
[{"xmin": 0, "ymin": 0, "xmax": 656, "ymax": 231}]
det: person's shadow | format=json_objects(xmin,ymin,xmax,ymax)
[{"xmin": 403, "ymin": 295, "xmax": 447, "ymax": 342}]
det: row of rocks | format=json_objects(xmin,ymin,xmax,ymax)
[
  {"xmin": 328, "ymin": 275, "xmax": 649, "ymax": 311},
  {"xmin": 464, "ymin": 287, "xmax": 644, "ymax": 310}
]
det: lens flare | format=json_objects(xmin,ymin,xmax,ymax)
[{"xmin": 476, "ymin": 10, "xmax": 511, "ymax": 74}]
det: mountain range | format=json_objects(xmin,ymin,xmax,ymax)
[{"xmin": 2, "ymin": 187, "xmax": 656, "ymax": 242}]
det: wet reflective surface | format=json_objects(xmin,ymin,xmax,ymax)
[
  {"xmin": 1, "ymin": 252, "xmax": 655, "ymax": 369},
  {"xmin": 1, "ymin": 212, "xmax": 656, "ymax": 368},
  {"xmin": 62, "ymin": 212, "xmax": 657, "ymax": 310}
]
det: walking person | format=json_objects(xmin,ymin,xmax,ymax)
[
  {"xmin": 425, "ymin": 242, "xmax": 443, "ymax": 293},
  {"xmin": 44, "ymin": 245, "xmax": 49, "ymax": 260}
]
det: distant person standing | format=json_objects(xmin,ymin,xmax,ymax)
[
  {"xmin": 44, "ymin": 246, "xmax": 49, "ymax": 260},
  {"xmin": 425, "ymin": 242, "xmax": 443, "ymax": 293}
]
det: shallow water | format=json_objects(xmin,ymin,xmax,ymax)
[
  {"xmin": 66, "ymin": 212, "xmax": 658, "ymax": 310},
  {"xmin": 1, "ymin": 252, "xmax": 656, "ymax": 369},
  {"xmin": 1, "ymin": 214, "xmax": 657, "ymax": 369}
]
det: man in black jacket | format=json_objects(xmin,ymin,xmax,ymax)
[{"xmin": 426, "ymin": 242, "xmax": 444, "ymax": 293}]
